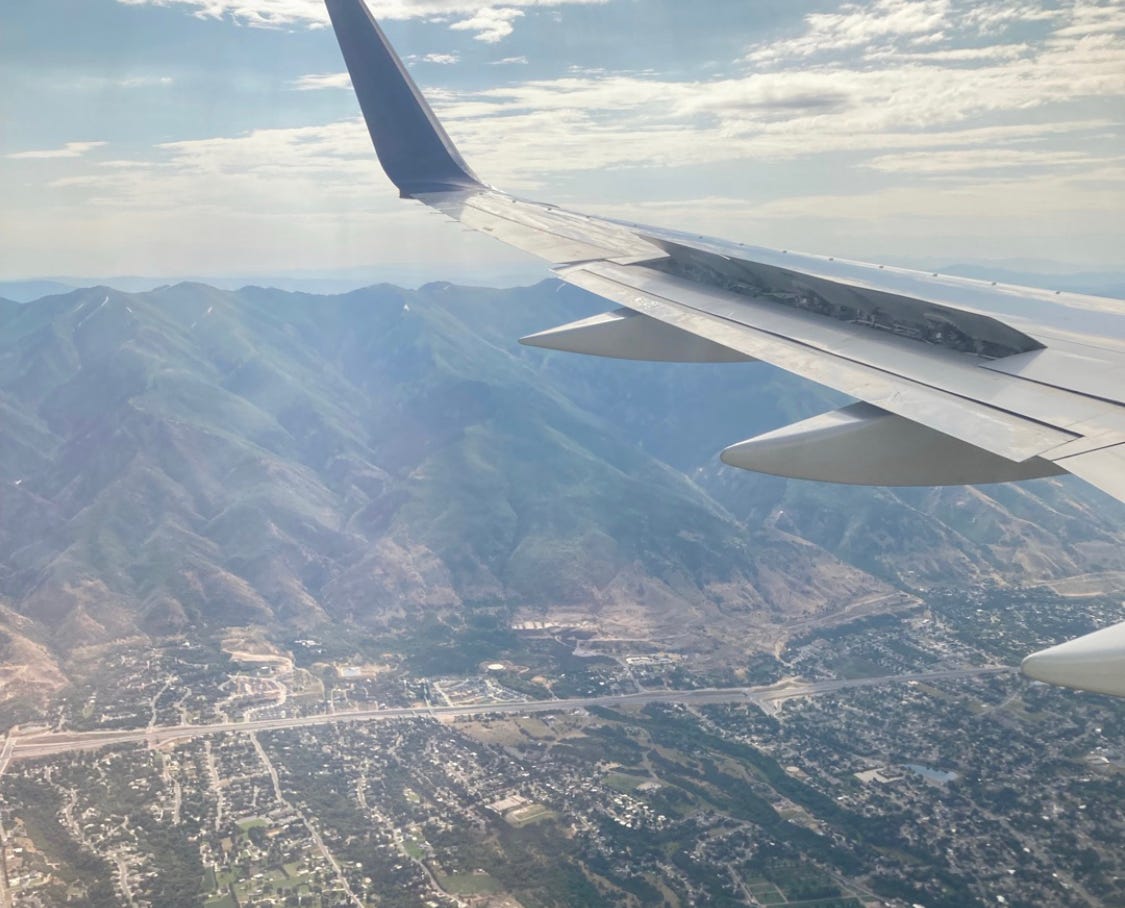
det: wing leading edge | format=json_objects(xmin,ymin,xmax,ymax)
[{"xmin": 324, "ymin": 0, "xmax": 1125, "ymax": 697}]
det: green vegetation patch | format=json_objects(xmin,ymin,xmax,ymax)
[
  {"xmin": 437, "ymin": 870, "xmax": 502, "ymax": 895},
  {"xmin": 828, "ymin": 655, "xmax": 885, "ymax": 680},
  {"xmin": 236, "ymin": 817, "xmax": 269, "ymax": 831},
  {"xmin": 756, "ymin": 859, "xmax": 860, "ymax": 907},
  {"xmin": 603, "ymin": 770, "xmax": 649, "ymax": 794}
]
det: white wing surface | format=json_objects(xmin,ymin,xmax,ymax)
[{"xmin": 324, "ymin": 0, "xmax": 1125, "ymax": 696}]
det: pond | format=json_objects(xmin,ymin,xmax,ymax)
[{"xmin": 905, "ymin": 763, "xmax": 959, "ymax": 784}]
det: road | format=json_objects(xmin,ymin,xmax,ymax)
[
  {"xmin": 2, "ymin": 666, "xmax": 1011, "ymax": 763},
  {"xmin": 0, "ymin": 736, "xmax": 11, "ymax": 907},
  {"xmin": 249, "ymin": 732, "xmax": 363, "ymax": 907}
]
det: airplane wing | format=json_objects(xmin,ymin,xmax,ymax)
[{"xmin": 324, "ymin": 0, "xmax": 1125, "ymax": 696}]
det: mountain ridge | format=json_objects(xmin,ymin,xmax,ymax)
[{"xmin": 1, "ymin": 280, "xmax": 1122, "ymax": 696}]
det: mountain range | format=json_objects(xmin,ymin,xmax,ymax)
[{"xmin": 1, "ymin": 280, "xmax": 1122, "ymax": 692}]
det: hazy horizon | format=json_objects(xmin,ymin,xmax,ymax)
[{"xmin": 4, "ymin": 257, "xmax": 1125, "ymax": 305}]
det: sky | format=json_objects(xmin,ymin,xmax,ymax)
[{"xmin": 1, "ymin": 0, "xmax": 1124, "ymax": 284}]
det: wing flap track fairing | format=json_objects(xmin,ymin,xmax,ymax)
[
  {"xmin": 520, "ymin": 308, "xmax": 756, "ymax": 362},
  {"xmin": 721, "ymin": 403, "xmax": 1064, "ymax": 486}
]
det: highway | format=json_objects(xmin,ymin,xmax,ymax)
[{"xmin": 2, "ymin": 666, "xmax": 1011, "ymax": 763}]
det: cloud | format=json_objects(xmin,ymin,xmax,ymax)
[
  {"xmin": 116, "ymin": 0, "xmax": 324, "ymax": 28},
  {"xmin": 745, "ymin": 0, "xmax": 1083, "ymax": 66},
  {"xmin": 42, "ymin": 120, "xmax": 385, "ymax": 212},
  {"xmin": 289, "ymin": 72, "xmax": 353, "ymax": 90},
  {"xmin": 490, "ymin": 55, "xmax": 529, "ymax": 65},
  {"xmin": 738, "ymin": 168, "xmax": 1125, "ymax": 224},
  {"xmin": 450, "ymin": 8, "xmax": 523, "ymax": 43},
  {"xmin": 22, "ymin": 113, "xmax": 1121, "ymax": 274},
  {"xmin": 962, "ymin": 3, "xmax": 1059, "ymax": 35},
  {"xmin": 52, "ymin": 1, "xmax": 1125, "ymax": 188},
  {"xmin": 7, "ymin": 141, "xmax": 107, "ymax": 160},
  {"xmin": 116, "ymin": 75, "xmax": 175, "ymax": 87},
  {"xmin": 1053, "ymin": 3, "xmax": 1125, "ymax": 38},
  {"xmin": 573, "ymin": 163, "xmax": 1125, "ymax": 265},
  {"xmin": 747, "ymin": 0, "xmax": 952, "ymax": 65},
  {"xmin": 433, "ymin": 65, "xmax": 1121, "ymax": 182},
  {"xmin": 11, "ymin": 116, "xmax": 523, "ymax": 276},
  {"xmin": 396, "ymin": 0, "xmax": 1123, "ymax": 187},
  {"xmin": 410, "ymin": 52, "xmax": 461, "ymax": 64},
  {"xmin": 16, "ymin": 0, "xmax": 1125, "ymax": 275},
  {"xmin": 864, "ymin": 43, "xmax": 1031, "ymax": 63},
  {"xmin": 582, "ymin": 166, "xmax": 1125, "ymax": 228},
  {"xmin": 865, "ymin": 148, "xmax": 1118, "ymax": 175},
  {"xmin": 115, "ymin": 0, "xmax": 606, "ymax": 39}
]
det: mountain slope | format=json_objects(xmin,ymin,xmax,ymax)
[
  {"xmin": 0, "ymin": 281, "xmax": 1121, "ymax": 670},
  {"xmin": 0, "ymin": 283, "xmax": 893, "ymax": 661}
]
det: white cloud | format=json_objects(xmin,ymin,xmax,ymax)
[
  {"xmin": 39, "ymin": 3, "xmax": 1125, "ymax": 187},
  {"xmin": 15, "ymin": 0, "xmax": 1124, "ymax": 275},
  {"xmin": 450, "ymin": 8, "xmax": 523, "ymax": 43},
  {"xmin": 742, "ymin": 168, "xmax": 1125, "ymax": 224},
  {"xmin": 864, "ymin": 43, "xmax": 1031, "ymax": 63},
  {"xmin": 490, "ymin": 55, "xmax": 528, "ymax": 65},
  {"xmin": 289, "ymin": 71, "xmax": 353, "ymax": 90},
  {"xmin": 107, "ymin": 0, "xmax": 1116, "ymax": 195},
  {"xmin": 7, "ymin": 116, "xmax": 522, "ymax": 276},
  {"xmin": 41, "ymin": 120, "xmax": 389, "ymax": 217},
  {"xmin": 1053, "ymin": 3, "xmax": 1125, "ymax": 38},
  {"xmin": 116, "ymin": 0, "xmax": 606, "ymax": 39},
  {"xmin": 575, "ymin": 163, "xmax": 1125, "ymax": 265},
  {"xmin": 7, "ymin": 141, "xmax": 107, "ymax": 160},
  {"xmin": 433, "ymin": 63, "xmax": 1122, "ymax": 182},
  {"xmin": 405, "ymin": 52, "xmax": 461, "ymax": 64},
  {"xmin": 865, "ymin": 148, "xmax": 1118, "ymax": 175},
  {"xmin": 116, "ymin": 0, "xmax": 323, "ymax": 28},
  {"xmin": 747, "ymin": 0, "xmax": 952, "ymax": 64},
  {"xmin": 746, "ymin": 0, "xmax": 1086, "ymax": 66},
  {"xmin": 117, "ymin": 75, "xmax": 175, "ymax": 87},
  {"xmin": 962, "ymin": 3, "xmax": 1059, "ymax": 35},
  {"xmin": 404, "ymin": 0, "xmax": 1125, "ymax": 187}
]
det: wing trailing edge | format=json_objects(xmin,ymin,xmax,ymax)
[{"xmin": 1052, "ymin": 443, "xmax": 1125, "ymax": 503}]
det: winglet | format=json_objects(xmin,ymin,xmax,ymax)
[{"xmin": 325, "ymin": 0, "xmax": 482, "ymax": 196}]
